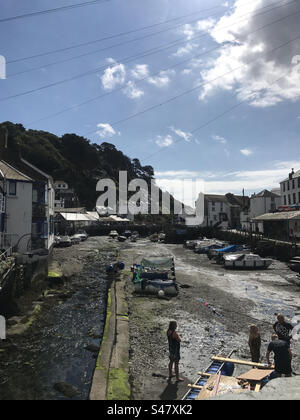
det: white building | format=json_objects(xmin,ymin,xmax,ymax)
[
  {"xmin": 0, "ymin": 159, "xmax": 55, "ymax": 255},
  {"xmin": 202, "ymin": 194, "xmax": 250, "ymax": 229},
  {"xmin": 203, "ymin": 195, "xmax": 231, "ymax": 229},
  {"xmin": 249, "ymin": 190, "xmax": 281, "ymax": 233},
  {"xmin": 54, "ymin": 180, "xmax": 79, "ymax": 209},
  {"xmin": 0, "ymin": 160, "xmax": 33, "ymax": 253},
  {"xmin": 280, "ymin": 169, "xmax": 300, "ymax": 206},
  {"xmin": 21, "ymin": 158, "xmax": 55, "ymax": 253}
]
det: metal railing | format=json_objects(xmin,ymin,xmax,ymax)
[
  {"xmin": 0, "ymin": 233, "xmax": 18, "ymax": 253},
  {"xmin": 0, "ymin": 246, "xmax": 12, "ymax": 263}
]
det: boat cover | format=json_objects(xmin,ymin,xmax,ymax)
[
  {"xmin": 140, "ymin": 257, "xmax": 174, "ymax": 269},
  {"xmin": 214, "ymin": 245, "xmax": 240, "ymax": 253}
]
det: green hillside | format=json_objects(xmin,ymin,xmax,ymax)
[{"xmin": 0, "ymin": 122, "xmax": 159, "ymax": 211}]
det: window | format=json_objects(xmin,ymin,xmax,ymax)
[
  {"xmin": 32, "ymin": 183, "xmax": 46, "ymax": 204},
  {"xmin": 298, "ymin": 178, "xmax": 300, "ymax": 188},
  {"xmin": 8, "ymin": 181, "xmax": 17, "ymax": 196},
  {"xmin": 49, "ymin": 216, "xmax": 54, "ymax": 235},
  {"xmin": 284, "ymin": 196, "xmax": 287, "ymax": 205},
  {"xmin": 0, "ymin": 193, "xmax": 5, "ymax": 213},
  {"xmin": 292, "ymin": 179, "xmax": 295, "ymax": 189},
  {"xmin": 288, "ymin": 195, "xmax": 291, "ymax": 205},
  {"xmin": 32, "ymin": 220, "xmax": 48, "ymax": 239},
  {"xmin": 293, "ymin": 193, "xmax": 297, "ymax": 204},
  {"xmin": 283, "ymin": 183, "xmax": 286, "ymax": 192},
  {"xmin": 287, "ymin": 181, "xmax": 290, "ymax": 191}
]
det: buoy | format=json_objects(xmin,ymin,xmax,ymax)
[
  {"xmin": 118, "ymin": 261, "xmax": 125, "ymax": 270},
  {"xmin": 106, "ymin": 264, "xmax": 114, "ymax": 272},
  {"xmin": 158, "ymin": 290, "xmax": 165, "ymax": 298}
]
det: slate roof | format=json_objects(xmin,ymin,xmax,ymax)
[
  {"xmin": 0, "ymin": 160, "xmax": 33, "ymax": 182},
  {"xmin": 253, "ymin": 211, "xmax": 300, "ymax": 221}
]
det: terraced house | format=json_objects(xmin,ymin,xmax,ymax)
[{"xmin": 0, "ymin": 130, "xmax": 55, "ymax": 260}]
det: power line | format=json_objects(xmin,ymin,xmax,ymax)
[
  {"xmin": 78, "ymin": 11, "xmax": 300, "ymax": 138},
  {"xmin": 0, "ymin": 0, "xmax": 111, "ymax": 24},
  {"xmin": 9, "ymin": 8, "xmax": 227, "ymax": 78},
  {"xmin": 8, "ymin": 0, "xmax": 295, "ymax": 80},
  {"xmin": 141, "ymin": 72, "xmax": 300, "ymax": 165},
  {"xmin": 5, "ymin": 0, "xmax": 295, "ymax": 111},
  {"xmin": 7, "ymin": 4, "xmax": 226, "ymax": 65},
  {"xmin": 83, "ymin": 30, "xmax": 300, "ymax": 162}
]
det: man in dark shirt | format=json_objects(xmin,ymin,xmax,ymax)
[
  {"xmin": 273, "ymin": 314, "xmax": 293, "ymax": 346},
  {"xmin": 266, "ymin": 334, "xmax": 292, "ymax": 377}
]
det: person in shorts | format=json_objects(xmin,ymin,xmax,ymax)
[{"xmin": 167, "ymin": 321, "xmax": 184, "ymax": 382}]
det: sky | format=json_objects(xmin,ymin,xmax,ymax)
[{"xmin": 0, "ymin": 0, "xmax": 300, "ymax": 206}]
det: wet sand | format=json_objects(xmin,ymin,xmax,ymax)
[
  {"xmin": 1, "ymin": 236, "xmax": 300, "ymax": 400},
  {"xmin": 121, "ymin": 239, "xmax": 300, "ymax": 400},
  {"xmin": 0, "ymin": 237, "xmax": 118, "ymax": 400}
]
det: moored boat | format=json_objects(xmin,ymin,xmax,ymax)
[
  {"xmin": 223, "ymin": 253, "xmax": 273, "ymax": 269},
  {"xmin": 288, "ymin": 256, "xmax": 300, "ymax": 273},
  {"xmin": 195, "ymin": 242, "xmax": 227, "ymax": 255},
  {"xmin": 109, "ymin": 230, "xmax": 118, "ymax": 238},
  {"xmin": 132, "ymin": 256, "xmax": 177, "ymax": 296}
]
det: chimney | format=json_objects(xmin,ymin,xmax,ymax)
[{"xmin": 289, "ymin": 168, "xmax": 294, "ymax": 180}]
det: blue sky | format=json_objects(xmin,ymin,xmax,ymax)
[{"xmin": 0, "ymin": 0, "xmax": 300, "ymax": 205}]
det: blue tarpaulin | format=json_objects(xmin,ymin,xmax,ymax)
[{"xmin": 215, "ymin": 245, "xmax": 240, "ymax": 253}]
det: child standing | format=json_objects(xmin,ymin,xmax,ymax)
[{"xmin": 167, "ymin": 321, "xmax": 184, "ymax": 382}]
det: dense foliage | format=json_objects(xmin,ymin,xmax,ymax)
[{"xmin": 0, "ymin": 122, "xmax": 155, "ymax": 210}]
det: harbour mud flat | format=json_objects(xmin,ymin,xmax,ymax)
[
  {"xmin": 0, "ymin": 237, "xmax": 118, "ymax": 400},
  {"xmin": 1, "ymin": 236, "xmax": 300, "ymax": 400},
  {"xmin": 121, "ymin": 240, "xmax": 300, "ymax": 400}
]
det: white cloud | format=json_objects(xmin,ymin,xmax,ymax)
[
  {"xmin": 101, "ymin": 59, "xmax": 126, "ymax": 90},
  {"xmin": 170, "ymin": 126, "xmax": 192, "ymax": 142},
  {"xmin": 123, "ymin": 81, "xmax": 144, "ymax": 99},
  {"xmin": 173, "ymin": 42, "xmax": 198, "ymax": 58},
  {"xmin": 155, "ymin": 160, "xmax": 300, "ymax": 197},
  {"xmin": 240, "ymin": 148, "xmax": 253, "ymax": 156},
  {"xmin": 199, "ymin": 0, "xmax": 300, "ymax": 107},
  {"xmin": 96, "ymin": 123, "xmax": 119, "ymax": 138},
  {"xmin": 155, "ymin": 134, "xmax": 174, "ymax": 147},
  {"xmin": 131, "ymin": 64, "xmax": 149, "ymax": 80},
  {"xmin": 148, "ymin": 70, "xmax": 175, "ymax": 87},
  {"xmin": 196, "ymin": 18, "xmax": 216, "ymax": 32}
]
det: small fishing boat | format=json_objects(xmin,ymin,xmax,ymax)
[
  {"xmin": 195, "ymin": 242, "xmax": 227, "ymax": 255},
  {"xmin": 183, "ymin": 352, "xmax": 275, "ymax": 400},
  {"xmin": 149, "ymin": 233, "xmax": 159, "ymax": 242},
  {"xmin": 109, "ymin": 230, "xmax": 118, "ymax": 238},
  {"xmin": 183, "ymin": 350, "xmax": 235, "ymax": 400},
  {"xmin": 288, "ymin": 256, "xmax": 300, "ymax": 273},
  {"xmin": 132, "ymin": 256, "xmax": 177, "ymax": 296},
  {"xmin": 209, "ymin": 244, "xmax": 247, "ymax": 259},
  {"xmin": 158, "ymin": 232, "xmax": 166, "ymax": 241},
  {"xmin": 192, "ymin": 238, "xmax": 215, "ymax": 253},
  {"xmin": 117, "ymin": 235, "xmax": 127, "ymax": 242},
  {"xmin": 184, "ymin": 240, "xmax": 198, "ymax": 249},
  {"xmin": 223, "ymin": 253, "xmax": 273, "ymax": 270},
  {"xmin": 133, "ymin": 278, "xmax": 178, "ymax": 296}
]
